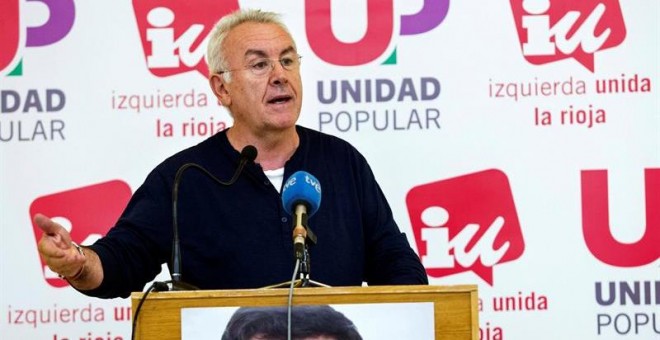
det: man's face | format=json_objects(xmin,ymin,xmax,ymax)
[
  {"xmin": 212, "ymin": 22, "xmax": 303, "ymax": 135},
  {"xmin": 251, "ymin": 336, "xmax": 337, "ymax": 340}
]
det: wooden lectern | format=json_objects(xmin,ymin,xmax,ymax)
[{"xmin": 131, "ymin": 284, "xmax": 478, "ymax": 339}]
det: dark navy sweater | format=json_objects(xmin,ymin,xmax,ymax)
[{"xmin": 87, "ymin": 126, "xmax": 428, "ymax": 298}]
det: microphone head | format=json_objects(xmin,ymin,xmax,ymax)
[
  {"xmin": 240, "ymin": 145, "xmax": 258, "ymax": 162},
  {"xmin": 282, "ymin": 171, "xmax": 322, "ymax": 217}
]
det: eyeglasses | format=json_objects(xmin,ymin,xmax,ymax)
[{"xmin": 219, "ymin": 55, "xmax": 302, "ymax": 77}]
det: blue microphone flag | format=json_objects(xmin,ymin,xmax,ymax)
[{"xmin": 281, "ymin": 171, "xmax": 322, "ymax": 217}]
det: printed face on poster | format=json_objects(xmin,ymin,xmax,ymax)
[{"xmin": 181, "ymin": 302, "xmax": 435, "ymax": 339}]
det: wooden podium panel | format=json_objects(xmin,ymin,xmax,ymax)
[{"xmin": 131, "ymin": 284, "xmax": 478, "ymax": 339}]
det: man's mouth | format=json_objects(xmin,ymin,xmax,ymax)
[{"xmin": 267, "ymin": 95, "xmax": 292, "ymax": 104}]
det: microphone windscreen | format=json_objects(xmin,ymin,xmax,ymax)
[
  {"xmin": 240, "ymin": 145, "xmax": 258, "ymax": 162},
  {"xmin": 282, "ymin": 171, "xmax": 322, "ymax": 216}
]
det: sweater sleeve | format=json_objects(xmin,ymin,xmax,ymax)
[
  {"xmin": 356, "ymin": 154, "xmax": 429, "ymax": 285},
  {"xmin": 82, "ymin": 168, "xmax": 173, "ymax": 298}
]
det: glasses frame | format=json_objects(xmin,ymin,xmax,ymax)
[{"xmin": 218, "ymin": 55, "xmax": 302, "ymax": 77}]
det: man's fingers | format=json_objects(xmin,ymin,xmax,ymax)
[
  {"xmin": 33, "ymin": 213, "xmax": 73, "ymax": 246},
  {"xmin": 40, "ymin": 245, "xmax": 85, "ymax": 278},
  {"xmin": 34, "ymin": 213, "xmax": 59, "ymax": 234},
  {"xmin": 33, "ymin": 213, "xmax": 88, "ymax": 279},
  {"xmin": 37, "ymin": 238, "xmax": 67, "ymax": 258}
]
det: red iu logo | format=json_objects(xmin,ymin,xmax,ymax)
[
  {"xmin": 509, "ymin": 0, "xmax": 626, "ymax": 71},
  {"xmin": 406, "ymin": 169, "xmax": 525, "ymax": 285},
  {"xmin": 581, "ymin": 168, "xmax": 660, "ymax": 267},
  {"xmin": 132, "ymin": 0, "xmax": 238, "ymax": 77},
  {"xmin": 29, "ymin": 181, "xmax": 132, "ymax": 288}
]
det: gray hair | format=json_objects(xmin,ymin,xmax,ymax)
[{"xmin": 206, "ymin": 9, "xmax": 295, "ymax": 81}]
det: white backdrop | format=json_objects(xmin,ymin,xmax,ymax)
[{"xmin": 1, "ymin": 1, "xmax": 658, "ymax": 339}]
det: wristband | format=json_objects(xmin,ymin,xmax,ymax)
[{"xmin": 71, "ymin": 241, "xmax": 84, "ymax": 256}]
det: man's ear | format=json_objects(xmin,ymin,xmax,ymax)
[{"xmin": 209, "ymin": 74, "xmax": 231, "ymax": 106}]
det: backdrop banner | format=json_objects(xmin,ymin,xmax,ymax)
[{"xmin": 1, "ymin": 1, "xmax": 658, "ymax": 339}]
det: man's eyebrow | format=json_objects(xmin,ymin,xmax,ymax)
[
  {"xmin": 244, "ymin": 49, "xmax": 268, "ymax": 59},
  {"xmin": 244, "ymin": 46, "xmax": 296, "ymax": 59},
  {"xmin": 280, "ymin": 46, "xmax": 296, "ymax": 56}
]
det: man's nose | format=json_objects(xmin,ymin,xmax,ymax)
[{"xmin": 269, "ymin": 60, "xmax": 288, "ymax": 84}]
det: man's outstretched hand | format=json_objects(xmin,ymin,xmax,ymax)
[{"xmin": 34, "ymin": 213, "xmax": 86, "ymax": 279}]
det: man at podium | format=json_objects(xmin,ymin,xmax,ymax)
[{"xmin": 33, "ymin": 8, "xmax": 428, "ymax": 298}]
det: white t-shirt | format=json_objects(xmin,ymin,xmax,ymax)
[{"xmin": 264, "ymin": 167, "xmax": 285, "ymax": 193}]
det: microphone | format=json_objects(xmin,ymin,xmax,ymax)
[
  {"xmin": 281, "ymin": 171, "xmax": 321, "ymax": 260},
  {"xmin": 169, "ymin": 145, "xmax": 257, "ymax": 290}
]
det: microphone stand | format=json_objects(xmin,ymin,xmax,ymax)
[
  {"xmin": 299, "ymin": 245, "xmax": 311, "ymax": 287},
  {"xmin": 296, "ymin": 227, "xmax": 323, "ymax": 287},
  {"xmin": 262, "ymin": 226, "xmax": 330, "ymax": 289},
  {"xmin": 160, "ymin": 146, "xmax": 257, "ymax": 292}
]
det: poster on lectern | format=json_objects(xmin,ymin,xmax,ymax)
[{"xmin": 181, "ymin": 303, "xmax": 435, "ymax": 339}]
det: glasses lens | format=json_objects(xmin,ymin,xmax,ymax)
[
  {"xmin": 281, "ymin": 56, "xmax": 301, "ymax": 70},
  {"xmin": 248, "ymin": 56, "xmax": 301, "ymax": 76},
  {"xmin": 249, "ymin": 59, "xmax": 272, "ymax": 76}
]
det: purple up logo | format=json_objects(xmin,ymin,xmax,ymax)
[{"xmin": 0, "ymin": 0, "xmax": 76, "ymax": 76}]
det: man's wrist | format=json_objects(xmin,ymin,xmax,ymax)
[{"xmin": 59, "ymin": 242, "xmax": 86, "ymax": 281}]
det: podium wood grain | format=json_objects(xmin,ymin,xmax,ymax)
[{"xmin": 131, "ymin": 284, "xmax": 478, "ymax": 339}]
